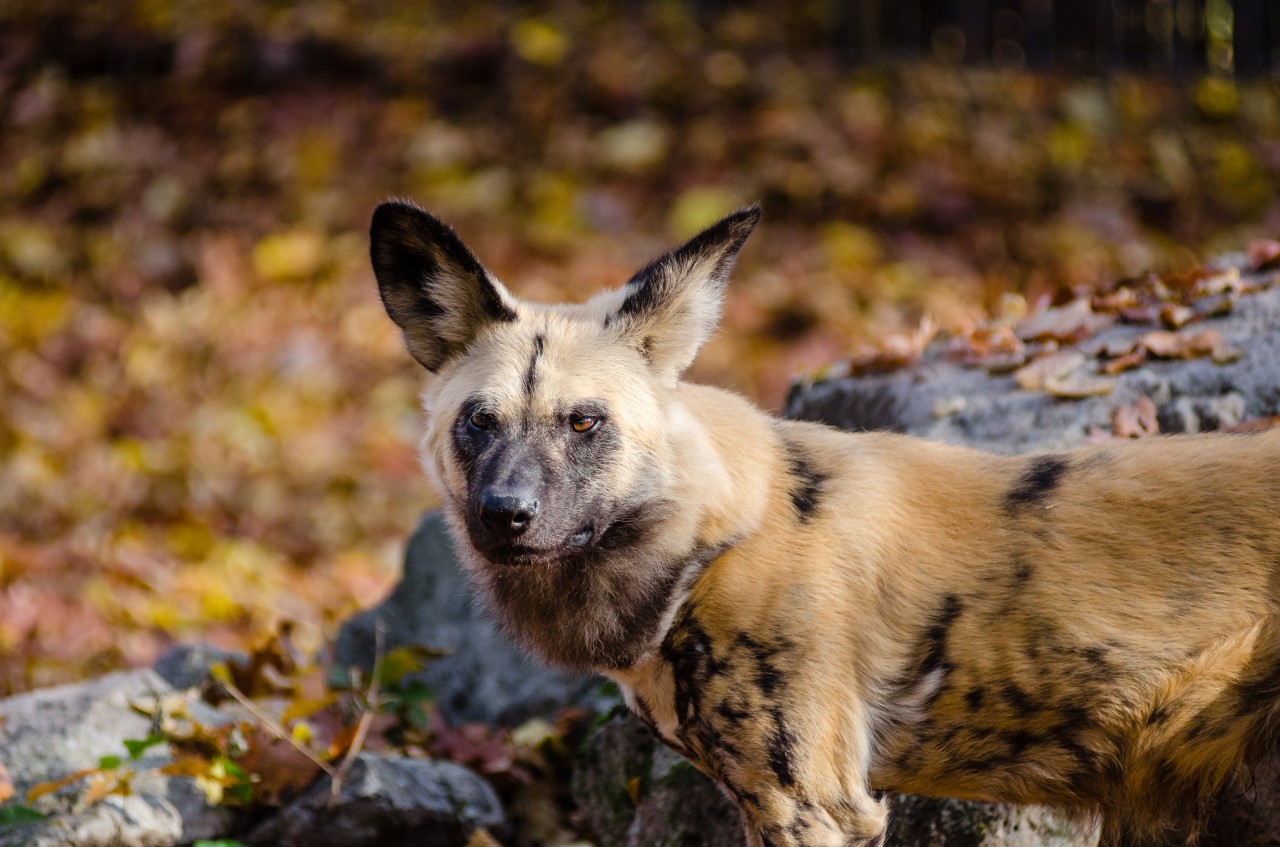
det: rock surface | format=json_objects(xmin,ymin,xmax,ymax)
[
  {"xmin": 0, "ymin": 669, "xmax": 240, "ymax": 847},
  {"xmin": 785, "ymin": 258, "xmax": 1280, "ymax": 449},
  {"xmin": 335, "ymin": 510, "xmax": 609, "ymax": 727},
  {"xmin": 247, "ymin": 753, "xmax": 505, "ymax": 847},
  {"xmin": 572, "ymin": 709, "xmax": 745, "ymax": 847}
]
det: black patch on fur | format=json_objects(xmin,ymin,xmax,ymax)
[
  {"xmin": 1004, "ymin": 728, "xmax": 1040, "ymax": 756},
  {"xmin": 1001, "ymin": 682, "xmax": 1041, "ymax": 716},
  {"xmin": 661, "ymin": 607, "xmax": 727, "ymax": 724},
  {"xmin": 523, "ymin": 334, "xmax": 544, "ymax": 396},
  {"xmin": 1011, "ymin": 558, "xmax": 1034, "ymax": 586},
  {"xmin": 716, "ymin": 700, "xmax": 750, "ymax": 725},
  {"xmin": 965, "ymin": 686, "xmax": 986, "ymax": 711},
  {"xmin": 920, "ymin": 594, "xmax": 963, "ymax": 677},
  {"xmin": 1005, "ymin": 454, "xmax": 1069, "ymax": 513},
  {"xmin": 766, "ymin": 707, "xmax": 798, "ymax": 788},
  {"xmin": 451, "ymin": 395, "xmax": 493, "ymax": 476},
  {"xmin": 633, "ymin": 694, "xmax": 658, "ymax": 732},
  {"xmin": 736, "ymin": 631, "xmax": 790, "ymax": 697},
  {"xmin": 1232, "ymin": 653, "xmax": 1280, "ymax": 717},
  {"xmin": 783, "ymin": 439, "xmax": 828, "ymax": 522}
]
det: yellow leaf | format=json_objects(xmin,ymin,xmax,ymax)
[
  {"xmin": 251, "ymin": 230, "xmax": 325, "ymax": 282},
  {"xmin": 290, "ymin": 720, "xmax": 314, "ymax": 746},
  {"xmin": 83, "ymin": 772, "xmax": 121, "ymax": 805},
  {"xmin": 510, "ymin": 18, "xmax": 568, "ymax": 66},
  {"xmin": 26, "ymin": 768, "xmax": 97, "ymax": 803}
]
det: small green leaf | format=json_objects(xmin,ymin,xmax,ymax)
[
  {"xmin": 123, "ymin": 734, "xmax": 165, "ymax": 759},
  {"xmin": 193, "ymin": 841, "xmax": 250, "ymax": 847},
  {"xmin": 375, "ymin": 644, "xmax": 446, "ymax": 688},
  {"xmin": 0, "ymin": 804, "xmax": 48, "ymax": 826},
  {"xmin": 97, "ymin": 755, "xmax": 123, "ymax": 770},
  {"xmin": 220, "ymin": 758, "xmax": 247, "ymax": 779}
]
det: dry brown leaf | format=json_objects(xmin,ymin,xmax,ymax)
[
  {"xmin": 0, "ymin": 762, "xmax": 13, "ymax": 804},
  {"xmin": 81, "ymin": 772, "xmax": 121, "ymax": 806},
  {"xmin": 1138, "ymin": 329, "xmax": 1220, "ymax": 359},
  {"xmin": 1100, "ymin": 349, "xmax": 1148, "ymax": 375},
  {"xmin": 1158, "ymin": 303, "xmax": 1194, "ymax": 329},
  {"xmin": 1249, "ymin": 239, "xmax": 1280, "ymax": 270},
  {"xmin": 27, "ymin": 768, "xmax": 98, "ymax": 803},
  {"xmin": 1014, "ymin": 298, "xmax": 1113, "ymax": 343},
  {"xmin": 237, "ymin": 723, "xmax": 326, "ymax": 805},
  {"xmin": 1014, "ymin": 350, "xmax": 1085, "ymax": 392},
  {"xmin": 1111, "ymin": 396, "xmax": 1159, "ymax": 439},
  {"xmin": 1043, "ymin": 371, "xmax": 1116, "ymax": 398}
]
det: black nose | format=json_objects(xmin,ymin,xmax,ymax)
[{"xmin": 478, "ymin": 492, "xmax": 539, "ymax": 538}]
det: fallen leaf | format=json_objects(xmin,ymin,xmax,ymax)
[
  {"xmin": 1112, "ymin": 396, "xmax": 1160, "ymax": 438},
  {"xmin": 236, "ymin": 723, "xmax": 325, "ymax": 805},
  {"xmin": 1043, "ymin": 370, "xmax": 1115, "ymax": 398},
  {"xmin": 1100, "ymin": 349, "xmax": 1147, "ymax": 375},
  {"xmin": 1014, "ymin": 298, "xmax": 1113, "ymax": 343},
  {"xmin": 1158, "ymin": 303, "xmax": 1194, "ymax": 329},
  {"xmin": 27, "ymin": 768, "xmax": 99, "ymax": 803},
  {"xmin": 1014, "ymin": 350, "xmax": 1086, "ymax": 392},
  {"xmin": 0, "ymin": 762, "xmax": 13, "ymax": 803},
  {"xmin": 1248, "ymin": 239, "xmax": 1280, "ymax": 270},
  {"xmin": 1138, "ymin": 328, "xmax": 1222, "ymax": 359}
]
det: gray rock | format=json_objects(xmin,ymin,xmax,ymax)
[
  {"xmin": 886, "ymin": 796, "xmax": 1088, "ymax": 847},
  {"xmin": 246, "ymin": 753, "xmax": 505, "ymax": 847},
  {"xmin": 152, "ymin": 642, "xmax": 243, "ymax": 690},
  {"xmin": 572, "ymin": 709, "xmax": 745, "ymax": 847},
  {"xmin": 0, "ymin": 669, "xmax": 240, "ymax": 846},
  {"xmin": 785, "ymin": 279, "xmax": 1280, "ymax": 450},
  {"xmin": 335, "ymin": 510, "xmax": 610, "ymax": 727}
]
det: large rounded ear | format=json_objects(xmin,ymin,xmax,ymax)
[
  {"xmin": 604, "ymin": 205, "xmax": 760, "ymax": 381},
  {"xmin": 370, "ymin": 201, "xmax": 519, "ymax": 372}
]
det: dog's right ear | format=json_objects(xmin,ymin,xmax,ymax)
[{"xmin": 370, "ymin": 201, "xmax": 518, "ymax": 372}]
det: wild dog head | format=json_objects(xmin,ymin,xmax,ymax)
[{"xmin": 370, "ymin": 200, "xmax": 760, "ymax": 669}]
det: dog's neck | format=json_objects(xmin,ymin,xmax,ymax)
[{"xmin": 667, "ymin": 381, "xmax": 778, "ymax": 550}]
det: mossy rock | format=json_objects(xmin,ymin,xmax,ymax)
[{"xmin": 572, "ymin": 710, "xmax": 1095, "ymax": 847}]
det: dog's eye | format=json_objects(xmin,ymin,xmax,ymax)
[
  {"xmin": 569, "ymin": 414, "xmax": 599, "ymax": 433},
  {"xmin": 468, "ymin": 412, "xmax": 497, "ymax": 431}
]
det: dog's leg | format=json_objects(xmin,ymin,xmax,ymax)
[{"xmin": 728, "ymin": 779, "xmax": 889, "ymax": 847}]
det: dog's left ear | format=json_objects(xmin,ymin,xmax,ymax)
[
  {"xmin": 605, "ymin": 204, "xmax": 760, "ymax": 381},
  {"xmin": 370, "ymin": 200, "xmax": 519, "ymax": 372}
]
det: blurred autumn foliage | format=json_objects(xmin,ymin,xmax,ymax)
[{"xmin": 3, "ymin": 1, "xmax": 1280, "ymax": 693}]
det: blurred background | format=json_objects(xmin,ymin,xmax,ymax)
[{"xmin": 2, "ymin": 0, "xmax": 1280, "ymax": 693}]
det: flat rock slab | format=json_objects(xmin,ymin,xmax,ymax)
[
  {"xmin": 0, "ymin": 669, "xmax": 238, "ymax": 846},
  {"xmin": 247, "ymin": 753, "xmax": 505, "ymax": 847},
  {"xmin": 786, "ymin": 261, "xmax": 1280, "ymax": 451}
]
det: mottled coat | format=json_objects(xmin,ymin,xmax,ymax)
[{"xmin": 370, "ymin": 200, "xmax": 1280, "ymax": 847}]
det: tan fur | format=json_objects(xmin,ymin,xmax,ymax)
[{"xmin": 371, "ymin": 201, "xmax": 1280, "ymax": 847}]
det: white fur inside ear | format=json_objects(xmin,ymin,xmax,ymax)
[{"xmin": 604, "ymin": 206, "xmax": 759, "ymax": 379}]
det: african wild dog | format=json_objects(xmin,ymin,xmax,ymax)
[{"xmin": 370, "ymin": 199, "xmax": 1280, "ymax": 846}]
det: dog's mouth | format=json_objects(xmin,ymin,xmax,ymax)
[{"xmin": 482, "ymin": 523, "xmax": 597, "ymax": 566}]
